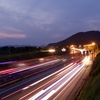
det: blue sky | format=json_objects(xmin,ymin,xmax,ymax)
[{"xmin": 0, "ymin": 0, "xmax": 100, "ymax": 46}]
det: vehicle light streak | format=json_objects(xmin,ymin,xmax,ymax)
[
  {"xmin": 53, "ymin": 66, "xmax": 85, "ymax": 100},
  {"xmin": 19, "ymin": 63, "xmax": 75, "ymax": 100},
  {"xmin": 19, "ymin": 77, "xmax": 59, "ymax": 100},
  {"xmin": 28, "ymin": 57, "xmax": 89, "ymax": 100},
  {"xmin": 1, "ymin": 57, "xmax": 89, "ymax": 100},
  {"xmin": 0, "ymin": 59, "xmax": 60, "ymax": 75},
  {"xmin": 0, "ymin": 68, "xmax": 15, "ymax": 74},
  {"xmin": 82, "ymin": 56, "xmax": 87, "ymax": 62},
  {"xmin": 11, "ymin": 59, "xmax": 60, "ymax": 74},
  {"xmin": 1, "ymin": 62, "xmax": 73, "ymax": 100},
  {"xmin": 1, "ymin": 88, "xmax": 23, "ymax": 100},
  {"xmin": 21, "ymin": 57, "xmax": 88, "ymax": 100},
  {"xmin": 41, "ymin": 90, "xmax": 55, "ymax": 100},
  {"xmin": 22, "ymin": 63, "xmax": 74, "ymax": 91},
  {"xmin": 57, "ymin": 63, "xmax": 76, "ymax": 76},
  {"xmin": 28, "ymin": 64, "xmax": 82, "ymax": 100},
  {"xmin": 0, "ymin": 59, "xmax": 60, "ymax": 94},
  {"xmin": 28, "ymin": 90, "xmax": 45, "ymax": 100},
  {"xmin": 0, "ymin": 61, "xmax": 17, "ymax": 65},
  {"xmin": 44, "ymin": 65, "xmax": 82, "ymax": 92}
]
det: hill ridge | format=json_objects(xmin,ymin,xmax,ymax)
[{"xmin": 47, "ymin": 30, "xmax": 100, "ymax": 47}]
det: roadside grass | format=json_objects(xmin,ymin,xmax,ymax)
[
  {"xmin": 78, "ymin": 74, "xmax": 100, "ymax": 100},
  {"xmin": 77, "ymin": 53, "xmax": 100, "ymax": 100}
]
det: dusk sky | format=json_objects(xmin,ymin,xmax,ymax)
[{"xmin": 0, "ymin": 0, "xmax": 100, "ymax": 46}]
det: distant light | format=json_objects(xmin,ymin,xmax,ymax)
[
  {"xmin": 72, "ymin": 47, "xmax": 75, "ymax": 50},
  {"xmin": 70, "ymin": 45, "xmax": 74, "ymax": 48},
  {"xmin": 39, "ymin": 58, "xmax": 44, "ymax": 62},
  {"xmin": 48, "ymin": 49, "xmax": 56, "ymax": 53},
  {"xmin": 84, "ymin": 42, "xmax": 96, "ymax": 47},
  {"xmin": 18, "ymin": 63, "xmax": 26, "ymax": 66},
  {"xmin": 61, "ymin": 48, "xmax": 66, "ymax": 52},
  {"xmin": 92, "ymin": 42, "xmax": 95, "ymax": 45}
]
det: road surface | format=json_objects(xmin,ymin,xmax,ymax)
[{"xmin": 0, "ymin": 56, "xmax": 92, "ymax": 100}]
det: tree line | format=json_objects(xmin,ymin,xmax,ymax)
[
  {"xmin": 0, "ymin": 46, "xmax": 70, "ymax": 62},
  {"xmin": 0, "ymin": 46, "xmax": 48, "ymax": 62},
  {"xmin": 0, "ymin": 46, "xmax": 42, "ymax": 55}
]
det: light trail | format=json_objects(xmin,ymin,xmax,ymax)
[
  {"xmin": 53, "ymin": 56, "xmax": 91, "ymax": 100},
  {"xmin": 22, "ymin": 63, "xmax": 74, "ymax": 91},
  {"xmin": 0, "ymin": 61, "xmax": 17, "ymax": 65},
  {"xmin": 18, "ymin": 63, "xmax": 75, "ymax": 100},
  {"xmin": 0, "ymin": 68, "xmax": 14, "ymax": 74},
  {"xmin": 0, "ymin": 60, "xmax": 61, "ymax": 95},
  {"xmin": 33, "ymin": 65, "xmax": 82, "ymax": 100},
  {"xmin": 0, "ymin": 59, "xmax": 60, "ymax": 75},
  {"xmin": 11, "ymin": 59, "xmax": 60, "ymax": 74},
  {"xmin": 41, "ymin": 90, "xmax": 55, "ymax": 100},
  {"xmin": 1, "ymin": 62, "xmax": 73, "ymax": 100},
  {"xmin": 28, "ymin": 57, "xmax": 89, "ymax": 100},
  {"xmin": 1, "ymin": 57, "xmax": 89, "ymax": 100}
]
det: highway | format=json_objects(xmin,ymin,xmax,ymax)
[
  {"xmin": 0, "ymin": 60, "xmax": 60, "ymax": 87},
  {"xmin": 0, "ymin": 55, "xmax": 92, "ymax": 100},
  {"xmin": 0, "ymin": 56, "xmax": 67, "ymax": 87},
  {"xmin": 0, "ymin": 56, "xmax": 60, "ymax": 74}
]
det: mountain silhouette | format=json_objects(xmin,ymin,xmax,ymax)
[{"xmin": 47, "ymin": 31, "xmax": 100, "ymax": 47}]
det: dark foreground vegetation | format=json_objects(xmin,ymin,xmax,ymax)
[
  {"xmin": 77, "ymin": 53, "xmax": 100, "ymax": 100},
  {"xmin": 0, "ymin": 46, "xmax": 69, "ymax": 62}
]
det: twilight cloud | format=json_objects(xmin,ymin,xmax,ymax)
[
  {"xmin": 0, "ymin": 0, "xmax": 100, "ymax": 46},
  {"xmin": 0, "ymin": 33, "xmax": 27, "ymax": 39}
]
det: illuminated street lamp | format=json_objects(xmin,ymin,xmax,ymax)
[
  {"xmin": 91, "ymin": 42, "xmax": 99, "ymax": 56},
  {"xmin": 91, "ymin": 42, "xmax": 95, "ymax": 46}
]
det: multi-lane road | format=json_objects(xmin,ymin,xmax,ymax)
[{"xmin": 0, "ymin": 55, "xmax": 92, "ymax": 100}]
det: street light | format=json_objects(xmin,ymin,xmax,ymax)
[
  {"xmin": 91, "ymin": 42, "xmax": 95, "ymax": 46},
  {"xmin": 91, "ymin": 42, "xmax": 99, "ymax": 56}
]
